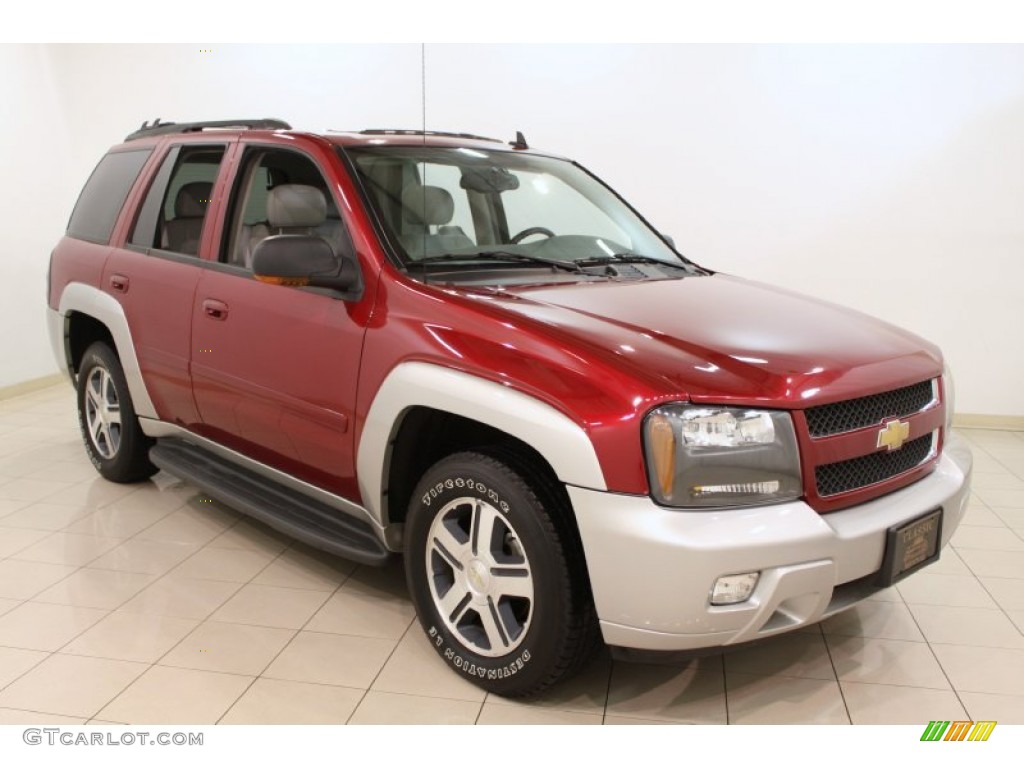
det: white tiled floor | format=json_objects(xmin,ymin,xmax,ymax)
[{"xmin": 1, "ymin": 384, "xmax": 1023, "ymax": 724}]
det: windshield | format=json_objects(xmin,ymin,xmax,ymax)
[{"xmin": 342, "ymin": 145, "xmax": 694, "ymax": 279}]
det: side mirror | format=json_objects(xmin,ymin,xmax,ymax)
[
  {"xmin": 252, "ymin": 235, "xmax": 361, "ymax": 295},
  {"xmin": 662, "ymin": 234, "xmax": 677, "ymax": 249}
]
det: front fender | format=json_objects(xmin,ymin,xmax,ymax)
[{"xmin": 356, "ymin": 361, "xmax": 607, "ymax": 524}]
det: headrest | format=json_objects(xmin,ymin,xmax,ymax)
[
  {"xmin": 401, "ymin": 184, "xmax": 454, "ymax": 226},
  {"xmin": 175, "ymin": 182, "xmax": 212, "ymax": 218},
  {"xmin": 268, "ymin": 184, "xmax": 327, "ymax": 228}
]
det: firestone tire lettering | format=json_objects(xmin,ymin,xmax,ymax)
[{"xmin": 433, "ymin": 627, "xmax": 531, "ymax": 680}]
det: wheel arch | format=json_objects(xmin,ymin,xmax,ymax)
[
  {"xmin": 66, "ymin": 312, "xmax": 115, "ymax": 374},
  {"xmin": 55, "ymin": 282, "xmax": 158, "ymax": 419},
  {"xmin": 357, "ymin": 361, "xmax": 607, "ymax": 531},
  {"xmin": 384, "ymin": 407, "xmax": 570, "ymax": 526}
]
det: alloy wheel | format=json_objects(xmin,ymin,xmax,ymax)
[
  {"xmin": 426, "ymin": 496, "xmax": 534, "ymax": 658},
  {"xmin": 84, "ymin": 366, "xmax": 122, "ymax": 460}
]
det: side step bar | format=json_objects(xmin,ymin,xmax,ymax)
[{"xmin": 150, "ymin": 438, "xmax": 390, "ymax": 566}]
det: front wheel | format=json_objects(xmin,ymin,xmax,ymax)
[
  {"xmin": 76, "ymin": 341, "xmax": 157, "ymax": 483},
  {"xmin": 404, "ymin": 451, "xmax": 598, "ymax": 697}
]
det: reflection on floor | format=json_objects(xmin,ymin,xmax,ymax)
[{"xmin": 1, "ymin": 384, "xmax": 1023, "ymax": 724}]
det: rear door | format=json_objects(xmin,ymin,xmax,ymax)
[
  {"xmin": 189, "ymin": 140, "xmax": 373, "ymax": 500},
  {"xmin": 104, "ymin": 142, "xmax": 231, "ymax": 425}
]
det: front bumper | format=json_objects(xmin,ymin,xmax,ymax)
[{"xmin": 570, "ymin": 433, "xmax": 972, "ymax": 651}]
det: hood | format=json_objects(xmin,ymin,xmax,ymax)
[{"xmin": 469, "ymin": 274, "xmax": 942, "ymax": 408}]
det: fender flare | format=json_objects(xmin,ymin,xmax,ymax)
[
  {"xmin": 356, "ymin": 361, "xmax": 607, "ymax": 524},
  {"xmin": 56, "ymin": 282, "xmax": 158, "ymax": 419}
]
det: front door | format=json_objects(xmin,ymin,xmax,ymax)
[{"xmin": 189, "ymin": 143, "xmax": 374, "ymax": 499}]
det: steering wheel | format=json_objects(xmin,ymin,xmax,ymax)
[{"xmin": 510, "ymin": 227, "xmax": 556, "ymax": 244}]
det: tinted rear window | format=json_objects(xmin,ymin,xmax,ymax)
[{"xmin": 67, "ymin": 149, "xmax": 152, "ymax": 244}]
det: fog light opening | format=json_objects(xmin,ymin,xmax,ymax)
[{"xmin": 711, "ymin": 572, "xmax": 760, "ymax": 605}]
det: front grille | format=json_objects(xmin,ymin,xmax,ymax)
[
  {"xmin": 805, "ymin": 380, "xmax": 935, "ymax": 438},
  {"xmin": 815, "ymin": 433, "xmax": 934, "ymax": 497}
]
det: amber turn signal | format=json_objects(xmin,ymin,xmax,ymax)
[
  {"xmin": 254, "ymin": 275, "xmax": 310, "ymax": 287},
  {"xmin": 648, "ymin": 413, "xmax": 676, "ymax": 499}
]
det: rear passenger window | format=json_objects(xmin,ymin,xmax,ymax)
[
  {"xmin": 129, "ymin": 145, "xmax": 225, "ymax": 256},
  {"xmin": 67, "ymin": 149, "xmax": 151, "ymax": 244}
]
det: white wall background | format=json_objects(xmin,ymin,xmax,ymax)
[
  {"xmin": 0, "ymin": 46, "xmax": 76, "ymax": 388},
  {"xmin": 3, "ymin": 44, "xmax": 1022, "ymax": 416}
]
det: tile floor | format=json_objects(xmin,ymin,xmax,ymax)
[{"xmin": 1, "ymin": 384, "xmax": 1023, "ymax": 725}]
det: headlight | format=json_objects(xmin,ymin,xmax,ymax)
[
  {"xmin": 942, "ymin": 362, "xmax": 955, "ymax": 433},
  {"xmin": 643, "ymin": 405, "xmax": 802, "ymax": 508}
]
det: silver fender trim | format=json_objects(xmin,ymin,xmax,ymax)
[
  {"xmin": 357, "ymin": 361, "xmax": 607, "ymax": 524},
  {"xmin": 56, "ymin": 282, "xmax": 158, "ymax": 419}
]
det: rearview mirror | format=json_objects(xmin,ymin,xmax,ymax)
[
  {"xmin": 460, "ymin": 166, "xmax": 520, "ymax": 194},
  {"xmin": 252, "ymin": 235, "xmax": 362, "ymax": 295}
]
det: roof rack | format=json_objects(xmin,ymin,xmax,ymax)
[
  {"xmin": 125, "ymin": 118, "xmax": 292, "ymax": 142},
  {"xmin": 356, "ymin": 129, "xmax": 504, "ymax": 144}
]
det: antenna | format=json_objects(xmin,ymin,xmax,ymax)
[{"xmin": 510, "ymin": 131, "xmax": 529, "ymax": 150}]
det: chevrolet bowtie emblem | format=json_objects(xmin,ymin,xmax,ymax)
[{"xmin": 877, "ymin": 419, "xmax": 911, "ymax": 451}]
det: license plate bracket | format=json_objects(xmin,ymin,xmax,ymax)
[{"xmin": 877, "ymin": 508, "xmax": 943, "ymax": 587}]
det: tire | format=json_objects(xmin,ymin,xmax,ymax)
[
  {"xmin": 76, "ymin": 341, "xmax": 157, "ymax": 483},
  {"xmin": 404, "ymin": 451, "xmax": 599, "ymax": 697}
]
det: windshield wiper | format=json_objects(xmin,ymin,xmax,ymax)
[
  {"xmin": 573, "ymin": 252, "xmax": 690, "ymax": 269},
  {"xmin": 408, "ymin": 251, "xmax": 583, "ymax": 273}
]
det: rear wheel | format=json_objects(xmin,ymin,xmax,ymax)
[
  {"xmin": 76, "ymin": 341, "xmax": 157, "ymax": 483},
  {"xmin": 404, "ymin": 451, "xmax": 598, "ymax": 697}
]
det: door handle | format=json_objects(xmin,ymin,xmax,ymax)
[
  {"xmin": 109, "ymin": 274, "xmax": 129, "ymax": 292},
  {"xmin": 202, "ymin": 299, "xmax": 229, "ymax": 320}
]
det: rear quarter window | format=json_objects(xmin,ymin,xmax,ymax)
[{"xmin": 67, "ymin": 149, "xmax": 152, "ymax": 244}]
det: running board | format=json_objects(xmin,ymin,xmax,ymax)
[{"xmin": 150, "ymin": 438, "xmax": 390, "ymax": 566}]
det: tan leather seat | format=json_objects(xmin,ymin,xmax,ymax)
[
  {"xmin": 243, "ymin": 184, "xmax": 332, "ymax": 269},
  {"xmin": 400, "ymin": 184, "xmax": 474, "ymax": 258},
  {"xmin": 163, "ymin": 182, "xmax": 212, "ymax": 255},
  {"xmin": 316, "ymin": 194, "xmax": 346, "ymax": 257}
]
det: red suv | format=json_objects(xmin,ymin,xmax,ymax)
[{"xmin": 48, "ymin": 119, "xmax": 972, "ymax": 696}]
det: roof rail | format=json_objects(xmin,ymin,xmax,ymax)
[
  {"xmin": 356, "ymin": 129, "xmax": 503, "ymax": 144},
  {"xmin": 125, "ymin": 118, "xmax": 292, "ymax": 142}
]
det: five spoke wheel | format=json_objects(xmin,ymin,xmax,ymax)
[
  {"xmin": 427, "ymin": 497, "xmax": 534, "ymax": 657},
  {"xmin": 84, "ymin": 366, "xmax": 122, "ymax": 460}
]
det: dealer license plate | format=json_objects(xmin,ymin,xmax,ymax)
[{"xmin": 877, "ymin": 508, "xmax": 942, "ymax": 587}]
